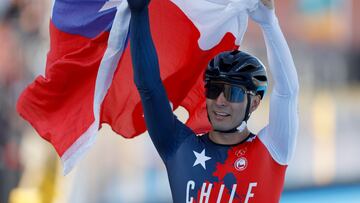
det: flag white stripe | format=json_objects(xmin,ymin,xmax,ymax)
[
  {"xmin": 170, "ymin": 0, "xmax": 259, "ymax": 50},
  {"xmin": 99, "ymin": 0, "xmax": 124, "ymax": 12},
  {"xmin": 61, "ymin": 1, "xmax": 131, "ymax": 175}
]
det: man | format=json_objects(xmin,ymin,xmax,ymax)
[{"xmin": 128, "ymin": 0, "xmax": 299, "ymax": 202}]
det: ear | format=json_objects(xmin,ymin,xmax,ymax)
[{"xmin": 249, "ymin": 95, "xmax": 261, "ymax": 113}]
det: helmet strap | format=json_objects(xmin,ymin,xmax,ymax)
[
  {"xmin": 243, "ymin": 94, "xmax": 252, "ymax": 122},
  {"xmin": 236, "ymin": 121, "xmax": 247, "ymax": 132}
]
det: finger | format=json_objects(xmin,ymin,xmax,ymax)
[{"xmin": 261, "ymin": 0, "xmax": 274, "ymax": 9}]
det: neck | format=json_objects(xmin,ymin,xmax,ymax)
[{"xmin": 209, "ymin": 127, "xmax": 251, "ymax": 145}]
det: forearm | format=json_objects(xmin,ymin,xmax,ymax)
[
  {"xmin": 256, "ymin": 7, "xmax": 299, "ymax": 164},
  {"xmin": 261, "ymin": 17, "xmax": 299, "ymax": 96},
  {"xmin": 130, "ymin": 8, "xmax": 161, "ymax": 90},
  {"xmin": 129, "ymin": 7, "xmax": 187, "ymax": 161}
]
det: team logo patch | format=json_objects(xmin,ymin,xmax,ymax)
[{"xmin": 234, "ymin": 157, "xmax": 247, "ymax": 171}]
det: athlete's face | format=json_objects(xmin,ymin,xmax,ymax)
[
  {"xmin": 206, "ymin": 92, "xmax": 247, "ymax": 131},
  {"xmin": 206, "ymin": 92, "xmax": 261, "ymax": 131}
]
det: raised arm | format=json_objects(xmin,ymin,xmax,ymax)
[
  {"xmin": 249, "ymin": 0, "xmax": 299, "ymax": 165},
  {"xmin": 128, "ymin": 0, "xmax": 191, "ymax": 161}
]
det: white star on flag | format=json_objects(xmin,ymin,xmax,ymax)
[
  {"xmin": 193, "ymin": 149, "xmax": 211, "ymax": 170},
  {"xmin": 99, "ymin": 0, "xmax": 123, "ymax": 12}
]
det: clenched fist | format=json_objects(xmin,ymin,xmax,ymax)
[
  {"xmin": 127, "ymin": 0, "xmax": 151, "ymax": 12},
  {"xmin": 248, "ymin": 0, "xmax": 276, "ymax": 26},
  {"xmin": 260, "ymin": 0, "xmax": 274, "ymax": 10}
]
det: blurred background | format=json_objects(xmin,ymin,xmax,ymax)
[{"xmin": 0, "ymin": 0, "xmax": 359, "ymax": 202}]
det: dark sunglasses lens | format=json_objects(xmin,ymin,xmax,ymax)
[
  {"xmin": 206, "ymin": 84, "xmax": 223, "ymax": 99},
  {"xmin": 223, "ymin": 85, "xmax": 246, "ymax": 102}
]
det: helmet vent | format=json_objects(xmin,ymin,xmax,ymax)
[
  {"xmin": 240, "ymin": 65, "xmax": 256, "ymax": 72},
  {"xmin": 253, "ymin": 75, "xmax": 267, "ymax": 81},
  {"xmin": 219, "ymin": 59, "xmax": 233, "ymax": 72},
  {"xmin": 231, "ymin": 76, "xmax": 246, "ymax": 80}
]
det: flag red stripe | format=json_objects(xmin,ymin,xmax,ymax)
[
  {"xmin": 17, "ymin": 21, "xmax": 109, "ymax": 156},
  {"xmin": 101, "ymin": 0, "xmax": 238, "ymax": 137}
]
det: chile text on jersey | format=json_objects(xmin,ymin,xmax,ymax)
[{"xmin": 162, "ymin": 131, "xmax": 287, "ymax": 203}]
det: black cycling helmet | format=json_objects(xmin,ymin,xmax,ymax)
[
  {"xmin": 205, "ymin": 50, "xmax": 268, "ymax": 99},
  {"xmin": 204, "ymin": 50, "xmax": 268, "ymax": 133}
]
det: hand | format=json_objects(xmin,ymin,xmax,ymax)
[
  {"xmin": 248, "ymin": 0, "xmax": 276, "ymax": 26},
  {"xmin": 127, "ymin": 0, "xmax": 151, "ymax": 12},
  {"xmin": 260, "ymin": 0, "xmax": 274, "ymax": 10}
]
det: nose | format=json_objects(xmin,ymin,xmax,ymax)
[{"xmin": 215, "ymin": 92, "xmax": 228, "ymax": 106}]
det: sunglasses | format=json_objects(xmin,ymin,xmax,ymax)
[{"xmin": 205, "ymin": 82, "xmax": 255, "ymax": 103}]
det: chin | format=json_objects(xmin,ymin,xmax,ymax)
[{"xmin": 211, "ymin": 122, "xmax": 233, "ymax": 132}]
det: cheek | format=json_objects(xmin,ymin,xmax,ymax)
[
  {"xmin": 231, "ymin": 103, "xmax": 246, "ymax": 118},
  {"xmin": 206, "ymin": 99, "xmax": 211, "ymax": 106},
  {"xmin": 206, "ymin": 99, "xmax": 212, "ymax": 113},
  {"xmin": 206, "ymin": 99, "xmax": 214, "ymax": 109}
]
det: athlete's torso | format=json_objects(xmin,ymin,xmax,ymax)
[
  {"xmin": 164, "ymin": 132, "xmax": 287, "ymax": 203},
  {"xmin": 129, "ymin": 6, "xmax": 298, "ymax": 202}
]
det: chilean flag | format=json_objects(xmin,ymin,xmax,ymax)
[{"xmin": 17, "ymin": 0, "xmax": 259, "ymax": 174}]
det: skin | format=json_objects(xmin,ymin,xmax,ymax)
[{"xmin": 207, "ymin": 92, "xmax": 261, "ymax": 145}]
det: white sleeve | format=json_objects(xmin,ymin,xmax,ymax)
[{"xmin": 257, "ymin": 14, "xmax": 300, "ymax": 165}]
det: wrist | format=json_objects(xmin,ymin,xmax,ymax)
[
  {"xmin": 259, "ymin": 13, "xmax": 278, "ymax": 28},
  {"xmin": 130, "ymin": 7, "xmax": 148, "ymax": 14},
  {"xmin": 130, "ymin": 7, "xmax": 149, "ymax": 20}
]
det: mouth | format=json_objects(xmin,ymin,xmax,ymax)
[{"xmin": 213, "ymin": 111, "xmax": 230, "ymax": 119}]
